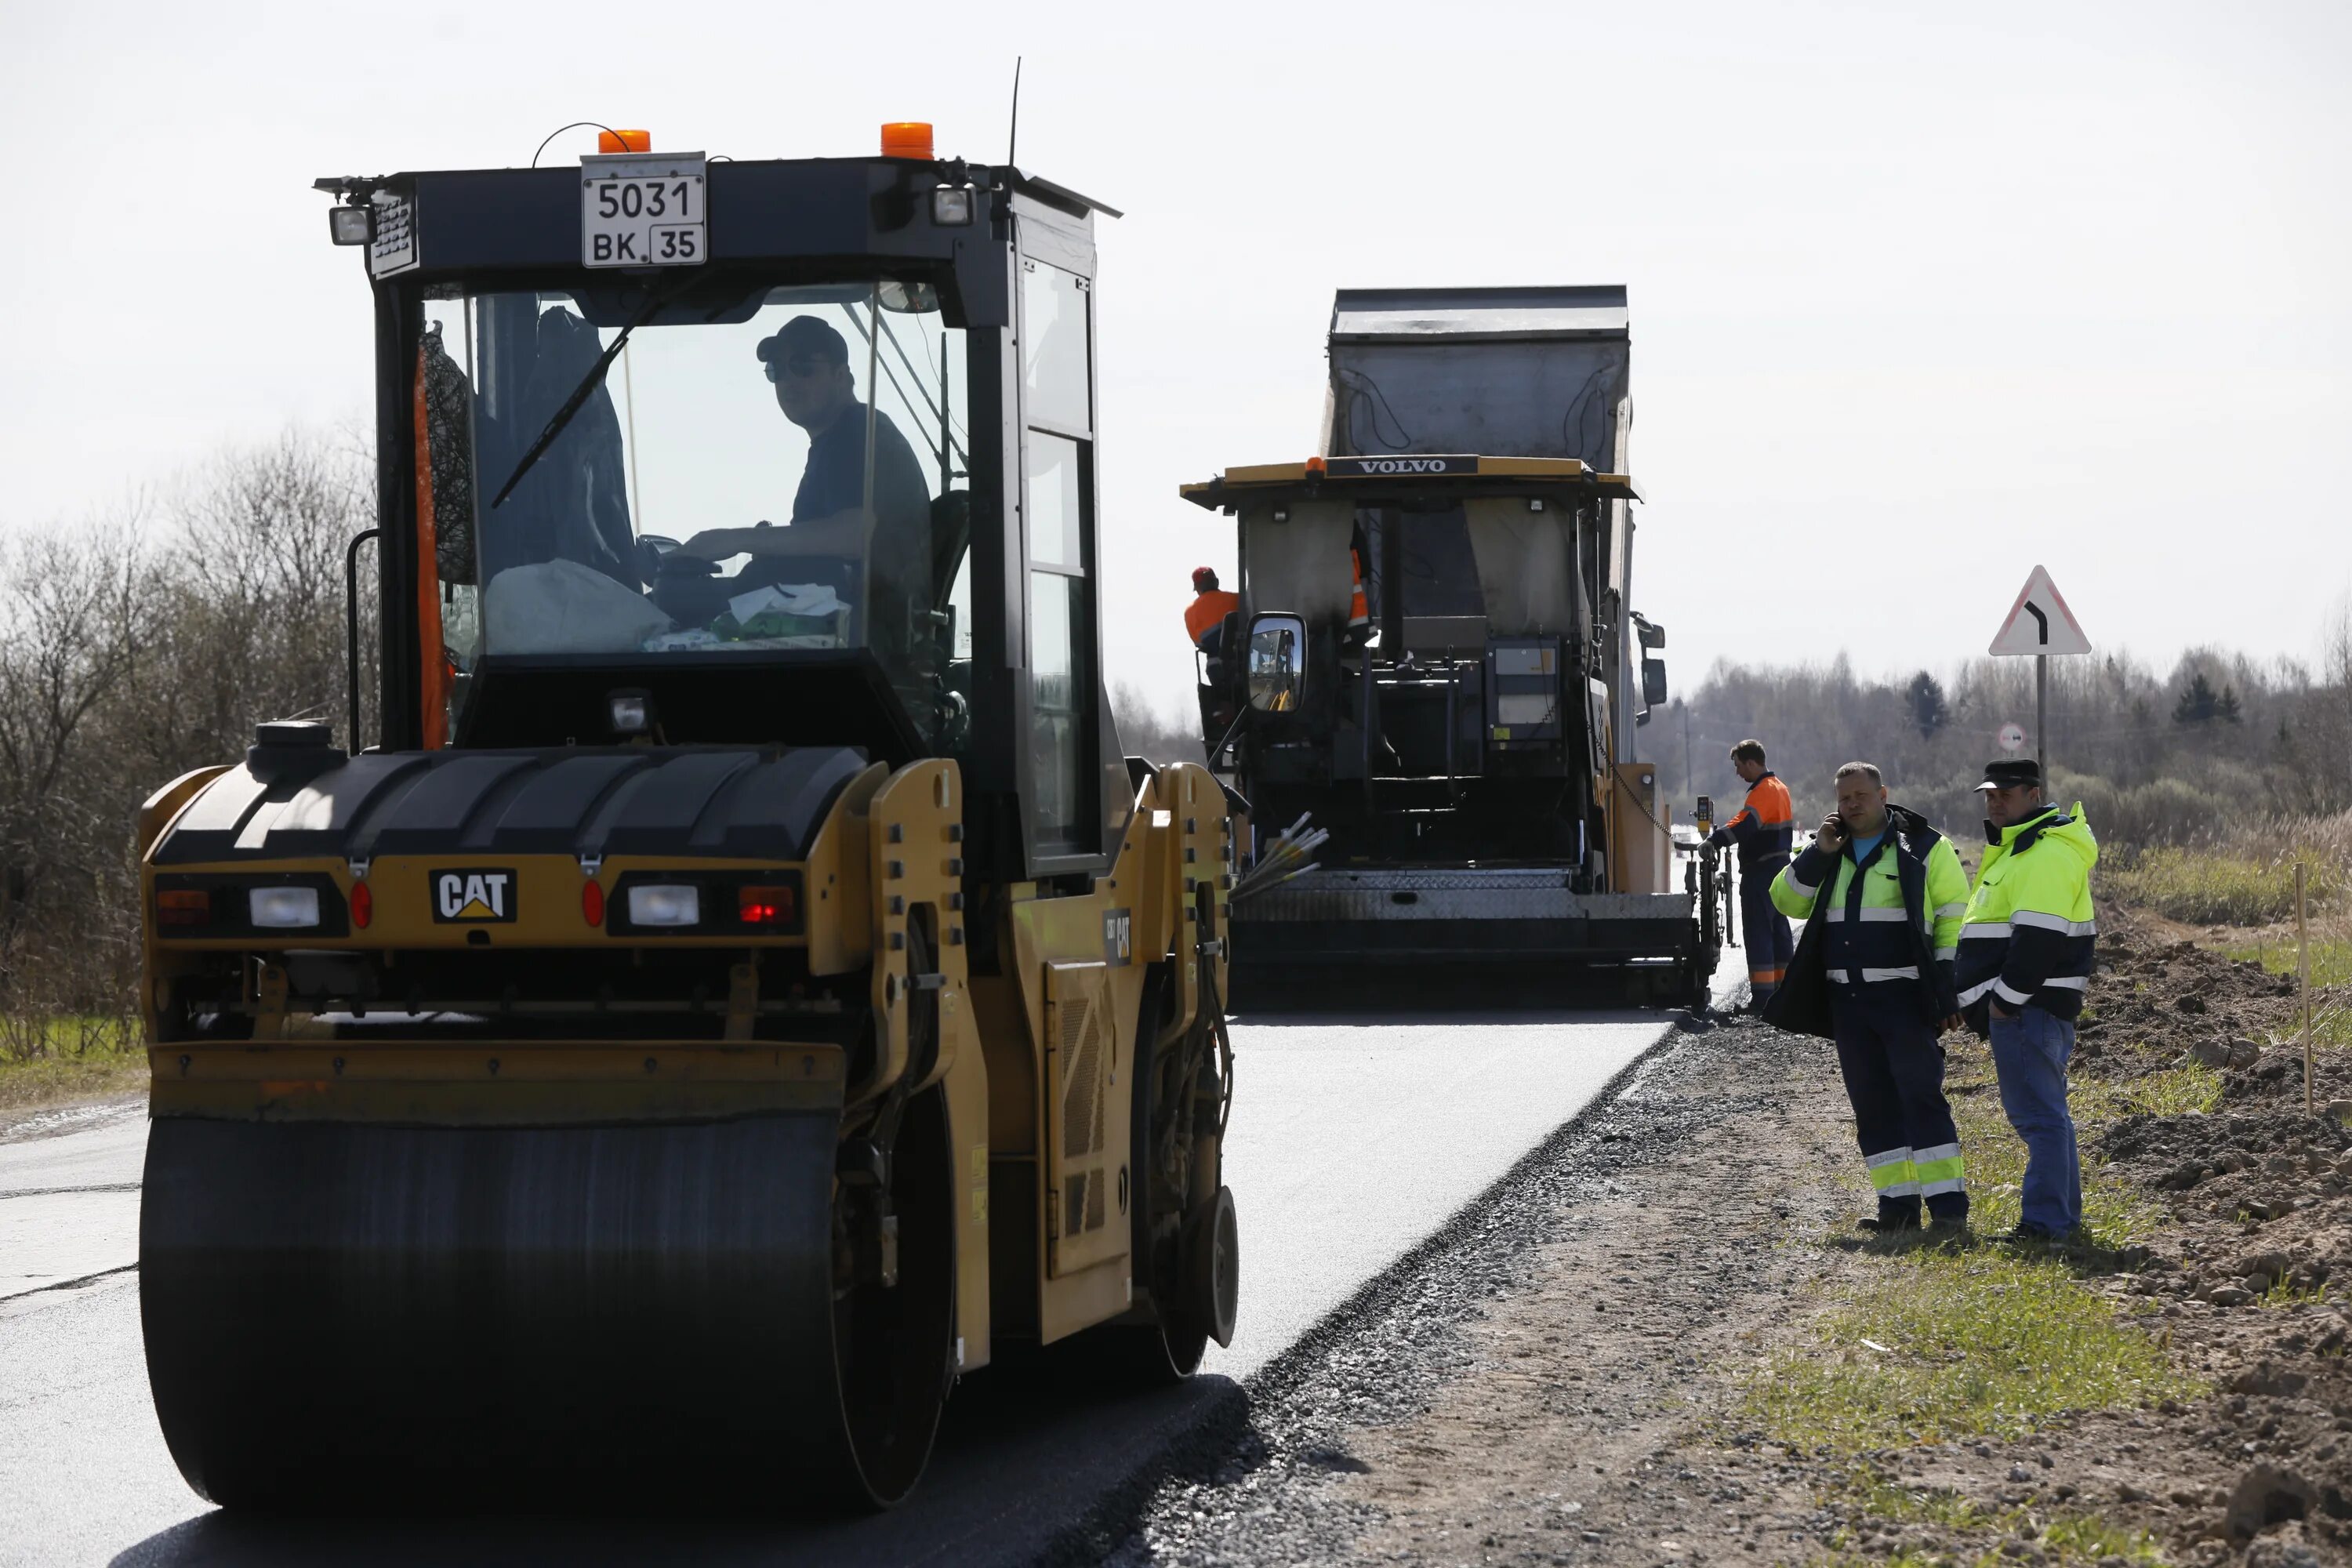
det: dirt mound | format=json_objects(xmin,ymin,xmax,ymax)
[
  {"xmin": 2083, "ymin": 909, "xmax": 2314, "ymax": 1087},
  {"xmin": 2065, "ymin": 908, "xmax": 2352, "ymax": 1559}
]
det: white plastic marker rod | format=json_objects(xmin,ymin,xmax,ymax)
[{"xmin": 2299, "ymin": 862, "xmax": 2313, "ymax": 1115}]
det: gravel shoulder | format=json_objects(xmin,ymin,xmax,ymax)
[
  {"xmin": 1099, "ymin": 1014, "xmax": 1853, "ymax": 1567},
  {"xmin": 1101, "ymin": 907, "xmax": 2352, "ymax": 1567}
]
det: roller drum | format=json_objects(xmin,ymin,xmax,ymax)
[{"xmin": 140, "ymin": 1109, "xmax": 950, "ymax": 1510}]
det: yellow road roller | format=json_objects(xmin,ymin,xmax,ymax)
[{"xmin": 134, "ymin": 123, "xmax": 1241, "ymax": 1510}]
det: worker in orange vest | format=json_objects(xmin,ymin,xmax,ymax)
[
  {"xmin": 1707, "ymin": 737, "xmax": 1796, "ymax": 1011},
  {"xmin": 1185, "ymin": 567, "xmax": 1242, "ymax": 680}
]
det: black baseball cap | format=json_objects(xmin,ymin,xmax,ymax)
[
  {"xmin": 1974, "ymin": 759, "xmax": 2042, "ymax": 792},
  {"xmin": 755, "ymin": 315, "xmax": 849, "ymax": 368}
]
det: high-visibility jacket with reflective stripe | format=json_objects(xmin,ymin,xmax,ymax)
[
  {"xmin": 1769, "ymin": 803, "xmax": 1967, "ymax": 1017},
  {"xmin": 1185, "ymin": 589, "xmax": 1240, "ymax": 648},
  {"xmin": 1708, "ymin": 771, "xmax": 1795, "ymax": 873},
  {"xmin": 1348, "ymin": 549, "xmax": 1370, "ymax": 631},
  {"xmin": 1958, "ymin": 802, "xmax": 2098, "ymax": 1029}
]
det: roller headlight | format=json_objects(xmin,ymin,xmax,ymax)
[
  {"xmin": 626, "ymin": 884, "xmax": 701, "ymax": 927},
  {"xmin": 249, "ymin": 887, "xmax": 322, "ymax": 928}
]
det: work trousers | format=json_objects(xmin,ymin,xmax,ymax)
[
  {"xmin": 1830, "ymin": 987, "xmax": 1968, "ymax": 1225},
  {"xmin": 1738, "ymin": 862, "xmax": 1794, "ymax": 1007},
  {"xmin": 1990, "ymin": 1005, "xmax": 2082, "ymax": 1236}
]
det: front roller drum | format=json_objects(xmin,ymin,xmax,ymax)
[
  {"xmin": 1178, "ymin": 1185, "xmax": 1240, "ymax": 1352},
  {"xmin": 140, "ymin": 1099, "xmax": 953, "ymax": 1510}
]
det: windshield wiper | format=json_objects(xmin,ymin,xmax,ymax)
[{"xmin": 488, "ymin": 276, "xmax": 697, "ymax": 511}]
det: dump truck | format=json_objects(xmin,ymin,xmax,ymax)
[
  {"xmin": 1185, "ymin": 286, "xmax": 1719, "ymax": 1003},
  {"xmin": 135, "ymin": 125, "xmax": 1240, "ymax": 1510}
]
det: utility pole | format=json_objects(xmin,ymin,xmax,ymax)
[
  {"xmin": 2036, "ymin": 653, "xmax": 2048, "ymax": 777},
  {"xmin": 1681, "ymin": 703, "xmax": 1693, "ymax": 800}
]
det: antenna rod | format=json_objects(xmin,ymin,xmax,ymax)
[{"xmin": 1007, "ymin": 56, "xmax": 1023, "ymax": 168}]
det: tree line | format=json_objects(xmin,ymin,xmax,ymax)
[
  {"xmin": 1650, "ymin": 624, "xmax": 2352, "ymax": 848},
  {"xmin": 0, "ymin": 430, "xmax": 374, "ymax": 1024}
]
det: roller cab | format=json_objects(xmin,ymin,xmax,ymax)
[{"xmin": 136, "ymin": 129, "xmax": 1242, "ymax": 1511}]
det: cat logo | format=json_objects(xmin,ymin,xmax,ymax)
[
  {"xmin": 431, "ymin": 869, "xmax": 517, "ymax": 922},
  {"xmin": 1102, "ymin": 908, "xmax": 1134, "ymax": 967}
]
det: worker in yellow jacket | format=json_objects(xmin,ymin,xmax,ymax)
[
  {"xmin": 1958, "ymin": 758, "xmax": 2098, "ymax": 1242},
  {"xmin": 1769, "ymin": 761, "xmax": 1973, "ymax": 1233}
]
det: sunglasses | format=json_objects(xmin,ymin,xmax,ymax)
[{"xmin": 763, "ymin": 355, "xmax": 834, "ymax": 383}]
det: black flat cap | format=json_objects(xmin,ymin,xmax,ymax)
[
  {"xmin": 1974, "ymin": 758, "xmax": 2042, "ymax": 791},
  {"xmin": 755, "ymin": 314, "xmax": 850, "ymax": 367}
]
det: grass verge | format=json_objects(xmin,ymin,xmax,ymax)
[
  {"xmin": 1739, "ymin": 1036, "xmax": 2195, "ymax": 1496},
  {"xmin": 1825, "ymin": 1469, "xmax": 2165, "ymax": 1566},
  {"xmin": 0, "ymin": 1017, "xmax": 147, "ymax": 1115},
  {"xmin": 1943, "ymin": 1033, "xmax": 2161, "ymax": 1247},
  {"xmin": 1739, "ymin": 1248, "xmax": 2187, "ymax": 1454},
  {"xmin": 2104, "ymin": 847, "xmax": 2341, "ymax": 926},
  {"xmin": 2223, "ymin": 931, "xmax": 2352, "ymax": 1049}
]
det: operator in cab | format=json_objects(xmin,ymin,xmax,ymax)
[
  {"xmin": 1185, "ymin": 567, "xmax": 1240, "ymax": 681},
  {"xmin": 677, "ymin": 315, "xmax": 933, "ymax": 658}
]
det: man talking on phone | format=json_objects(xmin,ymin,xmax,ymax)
[
  {"xmin": 1769, "ymin": 762, "xmax": 1973, "ymax": 1234},
  {"xmin": 1958, "ymin": 759, "xmax": 2098, "ymax": 1243}
]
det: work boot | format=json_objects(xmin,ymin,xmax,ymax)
[{"xmin": 1857, "ymin": 1206, "xmax": 1922, "ymax": 1234}]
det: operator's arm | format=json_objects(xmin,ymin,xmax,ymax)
[
  {"xmin": 679, "ymin": 511, "xmax": 870, "ymax": 560},
  {"xmin": 1707, "ymin": 793, "xmax": 1757, "ymax": 851}
]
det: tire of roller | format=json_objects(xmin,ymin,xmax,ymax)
[
  {"xmin": 138, "ymin": 1093, "xmax": 955, "ymax": 1511},
  {"xmin": 1076, "ymin": 969, "xmax": 1210, "ymax": 1385}
]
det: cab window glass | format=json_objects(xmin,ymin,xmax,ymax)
[
  {"xmin": 1025, "ymin": 430, "xmax": 1091, "ymax": 853},
  {"xmin": 1019, "ymin": 254, "xmax": 1095, "ymax": 857},
  {"xmin": 1396, "ymin": 504, "xmax": 1485, "ymax": 618},
  {"xmin": 1027, "ymin": 434, "xmax": 1083, "ymax": 570},
  {"xmin": 1028, "ymin": 570, "xmax": 1090, "ymax": 849},
  {"xmin": 1021, "ymin": 260, "xmax": 1090, "ymax": 436},
  {"xmin": 412, "ymin": 279, "xmax": 970, "ymax": 750}
]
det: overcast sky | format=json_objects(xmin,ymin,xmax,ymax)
[{"xmin": 5, "ymin": 0, "xmax": 2347, "ymax": 732}]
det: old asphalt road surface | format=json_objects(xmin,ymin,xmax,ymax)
[{"xmin": 0, "ymin": 986, "xmax": 1736, "ymax": 1566}]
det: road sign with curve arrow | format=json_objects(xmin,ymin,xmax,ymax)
[
  {"xmin": 1986, "ymin": 565, "xmax": 2090, "ymax": 774},
  {"xmin": 1988, "ymin": 565, "xmax": 2091, "ymax": 657}
]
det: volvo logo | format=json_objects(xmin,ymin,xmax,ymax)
[{"xmin": 1332, "ymin": 456, "xmax": 1465, "ymax": 476}]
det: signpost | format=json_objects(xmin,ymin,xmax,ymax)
[{"xmin": 1988, "ymin": 565, "xmax": 2091, "ymax": 775}]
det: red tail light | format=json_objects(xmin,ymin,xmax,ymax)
[
  {"xmin": 583, "ymin": 880, "xmax": 606, "ymax": 927},
  {"xmin": 738, "ymin": 884, "xmax": 795, "ymax": 926},
  {"xmin": 157, "ymin": 889, "xmax": 211, "ymax": 927},
  {"xmin": 350, "ymin": 880, "xmax": 373, "ymax": 929}
]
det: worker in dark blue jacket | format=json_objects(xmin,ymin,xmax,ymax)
[{"xmin": 1771, "ymin": 762, "xmax": 1973, "ymax": 1233}]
